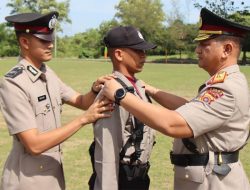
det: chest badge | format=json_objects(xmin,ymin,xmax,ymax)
[{"xmin": 38, "ymin": 95, "xmax": 46, "ymax": 102}]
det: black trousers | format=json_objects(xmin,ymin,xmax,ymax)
[
  {"xmin": 88, "ymin": 172, "xmax": 150, "ymax": 190},
  {"xmin": 119, "ymin": 172, "xmax": 150, "ymax": 190}
]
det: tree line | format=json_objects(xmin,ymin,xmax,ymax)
[{"xmin": 0, "ymin": 0, "xmax": 250, "ymax": 64}]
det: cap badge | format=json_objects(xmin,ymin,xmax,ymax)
[
  {"xmin": 137, "ymin": 31, "xmax": 144, "ymax": 40},
  {"xmin": 48, "ymin": 15, "xmax": 57, "ymax": 29}
]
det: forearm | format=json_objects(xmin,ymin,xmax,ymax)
[
  {"xmin": 68, "ymin": 75, "xmax": 115, "ymax": 110},
  {"xmin": 18, "ymin": 114, "xmax": 91, "ymax": 155},
  {"xmin": 120, "ymin": 93, "xmax": 192, "ymax": 138},
  {"xmin": 147, "ymin": 88, "xmax": 188, "ymax": 110}
]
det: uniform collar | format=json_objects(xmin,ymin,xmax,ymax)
[
  {"xmin": 19, "ymin": 58, "xmax": 45, "ymax": 82},
  {"xmin": 206, "ymin": 64, "xmax": 239, "ymax": 85},
  {"xmin": 113, "ymin": 71, "xmax": 140, "ymax": 86},
  {"xmin": 220, "ymin": 64, "xmax": 240, "ymax": 74}
]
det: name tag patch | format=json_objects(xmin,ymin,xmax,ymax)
[{"xmin": 38, "ymin": 95, "xmax": 46, "ymax": 102}]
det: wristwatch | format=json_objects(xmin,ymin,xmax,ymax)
[{"xmin": 114, "ymin": 88, "xmax": 127, "ymax": 105}]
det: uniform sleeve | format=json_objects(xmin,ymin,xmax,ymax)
[
  {"xmin": 0, "ymin": 79, "xmax": 37, "ymax": 135},
  {"xmin": 176, "ymin": 86, "xmax": 235, "ymax": 138},
  {"xmin": 57, "ymin": 77, "xmax": 77, "ymax": 102},
  {"xmin": 93, "ymin": 107, "xmax": 124, "ymax": 190},
  {"xmin": 47, "ymin": 67, "xmax": 77, "ymax": 102}
]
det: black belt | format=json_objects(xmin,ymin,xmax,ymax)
[{"xmin": 170, "ymin": 151, "xmax": 239, "ymax": 166}]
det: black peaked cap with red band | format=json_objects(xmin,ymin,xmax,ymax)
[
  {"xmin": 5, "ymin": 11, "xmax": 59, "ymax": 42},
  {"xmin": 194, "ymin": 8, "xmax": 250, "ymax": 41}
]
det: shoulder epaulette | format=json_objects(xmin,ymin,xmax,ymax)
[
  {"xmin": 207, "ymin": 71, "xmax": 227, "ymax": 85},
  {"xmin": 5, "ymin": 67, "xmax": 23, "ymax": 78}
]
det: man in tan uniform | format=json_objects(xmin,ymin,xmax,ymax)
[
  {"xmin": 0, "ymin": 11, "xmax": 113, "ymax": 190},
  {"xmin": 101, "ymin": 8, "xmax": 250, "ymax": 190},
  {"xmin": 88, "ymin": 26, "xmax": 156, "ymax": 190}
]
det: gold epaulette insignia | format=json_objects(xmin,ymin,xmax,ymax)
[{"xmin": 208, "ymin": 71, "xmax": 227, "ymax": 85}]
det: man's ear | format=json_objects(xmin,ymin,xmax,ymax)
[
  {"xmin": 19, "ymin": 35, "xmax": 30, "ymax": 50},
  {"xmin": 114, "ymin": 49, "xmax": 123, "ymax": 62},
  {"xmin": 222, "ymin": 42, "xmax": 233, "ymax": 58}
]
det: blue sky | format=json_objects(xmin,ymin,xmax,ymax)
[{"xmin": 0, "ymin": 0, "xmax": 201, "ymax": 36}]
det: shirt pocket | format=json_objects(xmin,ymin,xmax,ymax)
[
  {"xmin": 174, "ymin": 165, "xmax": 205, "ymax": 184},
  {"xmin": 35, "ymin": 102, "xmax": 52, "ymax": 131},
  {"xmin": 20, "ymin": 153, "xmax": 61, "ymax": 176}
]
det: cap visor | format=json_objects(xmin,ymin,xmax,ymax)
[
  {"xmin": 33, "ymin": 33, "xmax": 54, "ymax": 42},
  {"xmin": 128, "ymin": 41, "xmax": 157, "ymax": 50}
]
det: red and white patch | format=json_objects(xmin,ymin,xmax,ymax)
[{"xmin": 199, "ymin": 88, "xmax": 224, "ymax": 104}]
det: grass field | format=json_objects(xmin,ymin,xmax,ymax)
[{"xmin": 0, "ymin": 57, "xmax": 250, "ymax": 190}]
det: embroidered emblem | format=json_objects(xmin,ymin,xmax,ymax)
[
  {"xmin": 199, "ymin": 92, "xmax": 215, "ymax": 104},
  {"xmin": 38, "ymin": 95, "xmax": 46, "ymax": 102},
  {"xmin": 5, "ymin": 67, "xmax": 23, "ymax": 78},
  {"xmin": 199, "ymin": 88, "xmax": 224, "ymax": 104},
  {"xmin": 207, "ymin": 71, "xmax": 227, "ymax": 85},
  {"xmin": 48, "ymin": 15, "xmax": 57, "ymax": 29},
  {"xmin": 137, "ymin": 31, "xmax": 144, "ymax": 40},
  {"xmin": 27, "ymin": 65, "xmax": 38, "ymax": 76}
]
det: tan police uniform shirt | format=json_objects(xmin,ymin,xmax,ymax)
[
  {"xmin": 0, "ymin": 58, "xmax": 77, "ymax": 190},
  {"xmin": 93, "ymin": 71, "xmax": 155, "ymax": 190},
  {"xmin": 174, "ymin": 64, "xmax": 250, "ymax": 190}
]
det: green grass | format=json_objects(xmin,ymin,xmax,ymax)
[{"xmin": 0, "ymin": 57, "xmax": 250, "ymax": 190}]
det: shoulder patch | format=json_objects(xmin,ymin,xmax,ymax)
[
  {"xmin": 199, "ymin": 88, "xmax": 224, "ymax": 104},
  {"xmin": 208, "ymin": 71, "xmax": 227, "ymax": 85},
  {"xmin": 5, "ymin": 67, "xmax": 23, "ymax": 78}
]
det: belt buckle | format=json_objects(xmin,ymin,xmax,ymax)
[
  {"xmin": 213, "ymin": 152, "xmax": 231, "ymax": 176},
  {"xmin": 218, "ymin": 152, "xmax": 223, "ymax": 165}
]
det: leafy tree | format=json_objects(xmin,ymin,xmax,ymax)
[
  {"xmin": 168, "ymin": 20, "xmax": 186, "ymax": 59},
  {"xmin": 98, "ymin": 19, "xmax": 120, "ymax": 55},
  {"xmin": 6, "ymin": 0, "xmax": 71, "ymax": 57},
  {"xmin": 0, "ymin": 23, "xmax": 19, "ymax": 57},
  {"xmin": 56, "ymin": 36, "xmax": 74, "ymax": 57},
  {"xmin": 183, "ymin": 23, "xmax": 199, "ymax": 58},
  {"xmin": 164, "ymin": 20, "xmax": 198, "ymax": 61},
  {"xmin": 57, "ymin": 29, "xmax": 103, "ymax": 58},
  {"xmin": 229, "ymin": 10, "xmax": 250, "ymax": 65},
  {"xmin": 192, "ymin": 0, "xmax": 247, "ymax": 18},
  {"xmin": 166, "ymin": 0, "xmax": 183, "ymax": 25},
  {"xmin": 193, "ymin": 0, "xmax": 250, "ymax": 64},
  {"xmin": 115, "ymin": 0, "xmax": 166, "ymax": 45},
  {"xmin": 7, "ymin": 0, "xmax": 71, "ymax": 26},
  {"xmin": 78, "ymin": 29, "xmax": 102, "ymax": 58}
]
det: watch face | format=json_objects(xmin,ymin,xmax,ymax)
[{"xmin": 116, "ymin": 88, "xmax": 125, "ymax": 99}]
